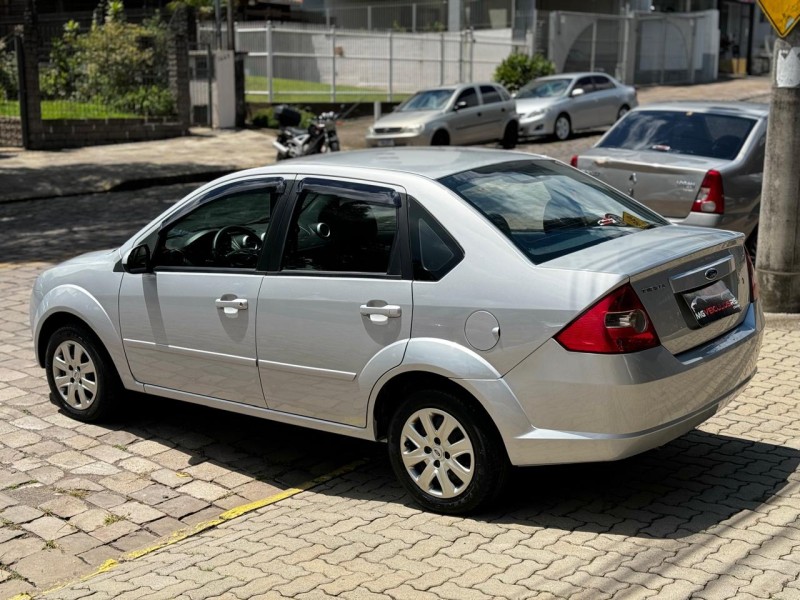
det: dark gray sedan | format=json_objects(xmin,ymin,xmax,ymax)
[{"xmin": 572, "ymin": 102, "xmax": 767, "ymax": 255}]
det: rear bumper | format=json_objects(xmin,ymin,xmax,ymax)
[
  {"xmin": 365, "ymin": 132, "xmax": 430, "ymax": 147},
  {"xmin": 491, "ymin": 301, "xmax": 763, "ymax": 466}
]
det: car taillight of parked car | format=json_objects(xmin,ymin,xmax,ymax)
[
  {"xmin": 570, "ymin": 155, "xmax": 578, "ymax": 168},
  {"xmin": 692, "ymin": 170, "xmax": 725, "ymax": 214},
  {"xmin": 555, "ymin": 283, "xmax": 660, "ymax": 354}
]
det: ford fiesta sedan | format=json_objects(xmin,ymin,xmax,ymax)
[{"xmin": 31, "ymin": 148, "xmax": 762, "ymax": 514}]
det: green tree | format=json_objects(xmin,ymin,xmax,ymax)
[{"xmin": 493, "ymin": 52, "xmax": 555, "ymax": 93}]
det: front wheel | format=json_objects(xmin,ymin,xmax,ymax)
[
  {"xmin": 387, "ymin": 389, "xmax": 509, "ymax": 514},
  {"xmin": 554, "ymin": 114, "xmax": 571, "ymax": 141},
  {"xmin": 45, "ymin": 325, "xmax": 121, "ymax": 422},
  {"xmin": 501, "ymin": 122, "xmax": 518, "ymax": 149},
  {"xmin": 617, "ymin": 105, "xmax": 630, "ymax": 121}
]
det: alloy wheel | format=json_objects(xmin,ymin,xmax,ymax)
[{"xmin": 52, "ymin": 340, "xmax": 98, "ymax": 410}]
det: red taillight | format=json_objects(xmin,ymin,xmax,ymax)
[
  {"xmin": 570, "ymin": 155, "xmax": 578, "ymax": 168},
  {"xmin": 555, "ymin": 283, "xmax": 660, "ymax": 354},
  {"xmin": 692, "ymin": 170, "xmax": 724, "ymax": 214},
  {"xmin": 745, "ymin": 250, "xmax": 759, "ymax": 302}
]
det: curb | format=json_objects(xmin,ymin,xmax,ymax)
[{"xmin": 0, "ymin": 169, "xmax": 237, "ymax": 205}]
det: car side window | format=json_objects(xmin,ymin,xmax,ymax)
[
  {"xmin": 455, "ymin": 87, "xmax": 479, "ymax": 108},
  {"xmin": 153, "ymin": 185, "xmax": 279, "ymax": 270},
  {"xmin": 575, "ymin": 77, "xmax": 595, "ymax": 94},
  {"xmin": 591, "ymin": 75, "xmax": 613, "ymax": 91},
  {"xmin": 479, "ymin": 85, "xmax": 502, "ymax": 104},
  {"xmin": 281, "ymin": 188, "xmax": 399, "ymax": 275},
  {"xmin": 409, "ymin": 198, "xmax": 463, "ymax": 281}
]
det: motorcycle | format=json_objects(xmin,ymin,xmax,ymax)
[{"xmin": 273, "ymin": 105, "xmax": 340, "ymax": 161}]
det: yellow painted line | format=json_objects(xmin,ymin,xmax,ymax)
[{"xmin": 10, "ymin": 458, "xmax": 370, "ymax": 600}]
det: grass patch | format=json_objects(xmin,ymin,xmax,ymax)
[
  {"xmin": 0, "ymin": 518, "xmax": 22, "ymax": 530},
  {"xmin": 103, "ymin": 513, "xmax": 125, "ymax": 526},
  {"xmin": 0, "ymin": 99, "xmax": 141, "ymax": 119},
  {"xmin": 43, "ymin": 540, "xmax": 58, "ymax": 550},
  {"xmin": 55, "ymin": 488, "xmax": 89, "ymax": 500},
  {"xmin": 245, "ymin": 75, "xmax": 408, "ymax": 104}
]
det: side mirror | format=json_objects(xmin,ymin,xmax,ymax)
[
  {"xmin": 571, "ymin": 88, "xmax": 585, "ymax": 97},
  {"xmin": 453, "ymin": 100, "xmax": 468, "ymax": 111},
  {"xmin": 123, "ymin": 244, "xmax": 151, "ymax": 274}
]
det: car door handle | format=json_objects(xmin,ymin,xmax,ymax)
[
  {"xmin": 216, "ymin": 298, "xmax": 248, "ymax": 310},
  {"xmin": 360, "ymin": 304, "xmax": 401, "ymax": 318},
  {"xmin": 360, "ymin": 303, "xmax": 401, "ymax": 325},
  {"xmin": 477, "ymin": 112, "xmax": 482, "ymax": 117}
]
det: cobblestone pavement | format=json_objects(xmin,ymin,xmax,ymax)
[{"xmin": 2, "ymin": 74, "xmax": 798, "ymax": 599}]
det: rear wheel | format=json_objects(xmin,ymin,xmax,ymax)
[
  {"xmin": 554, "ymin": 114, "xmax": 571, "ymax": 141},
  {"xmin": 45, "ymin": 325, "xmax": 121, "ymax": 422},
  {"xmin": 431, "ymin": 130, "xmax": 450, "ymax": 146},
  {"xmin": 501, "ymin": 122, "xmax": 518, "ymax": 149},
  {"xmin": 387, "ymin": 389, "xmax": 509, "ymax": 514}
]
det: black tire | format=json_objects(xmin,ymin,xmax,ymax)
[
  {"xmin": 501, "ymin": 122, "xmax": 518, "ymax": 149},
  {"xmin": 431, "ymin": 130, "xmax": 450, "ymax": 146},
  {"xmin": 387, "ymin": 389, "xmax": 510, "ymax": 514},
  {"xmin": 45, "ymin": 325, "xmax": 122, "ymax": 422},
  {"xmin": 329, "ymin": 140, "xmax": 340, "ymax": 152},
  {"xmin": 554, "ymin": 113, "xmax": 571, "ymax": 141},
  {"xmin": 617, "ymin": 105, "xmax": 630, "ymax": 121}
]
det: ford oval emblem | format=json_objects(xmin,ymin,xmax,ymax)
[{"xmin": 705, "ymin": 268, "xmax": 718, "ymax": 280}]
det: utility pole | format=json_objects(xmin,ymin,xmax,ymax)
[{"xmin": 756, "ymin": 3, "xmax": 800, "ymax": 312}]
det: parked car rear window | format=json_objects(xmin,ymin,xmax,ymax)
[
  {"xmin": 439, "ymin": 160, "xmax": 667, "ymax": 264},
  {"xmin": 599, "ymin": 110, "xmax": 758, "ymax": 160}
]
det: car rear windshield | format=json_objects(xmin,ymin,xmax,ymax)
[
  {"xmin": 397, "ymin": 89, "xmax": 454, "ymax": 112},
  {"xmin": 598, "ymin": 110, "xmax": 758, "ymax": 159},
  {"xmin": 439, "ymin": 160, "xmax": 668, "ymax": 264}
]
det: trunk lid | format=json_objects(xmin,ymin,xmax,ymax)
[
  {"xmin": 577, "ymin": 149, "xmax": 726, "ymax": 218},
  {"xmin": 544, "ymin": 225, "xmax": 751, "ymax": 355}
]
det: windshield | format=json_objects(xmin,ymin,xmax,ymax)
[
  {"xmin": 396, "ymin": 89, "xmax": 454, "ymax": 112},
  {"xmin": 599, "ymin": 110, "xmax": 758, "ymax": 159},
  {"xmin": 516, "ymin": 79, "xmax": 571, "ymax": 99},
  {"xmin": 439, "ymin": 160, "xmax": 667, "ymax": 264}
]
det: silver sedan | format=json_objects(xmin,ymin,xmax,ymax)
[
  {"xmin": 365, "ymin": 83, "xmax": 519, "ymax": 148},
  {"xmin": 573, "ymin": 102, "xmax": 767, "ymax": 256},
  {"xmin": 31, "ymin": 148, "xmax": 762, "ymax": 514},
  {"xmin": 517, "ymin": 72, "xmax": 638, "ymax": 140}
]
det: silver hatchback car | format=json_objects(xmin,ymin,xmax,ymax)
[
  {"xmin": 31, "ymin": 148, "xmax": 762, "ymax": 514},
  {"xmin": 365, "ymin": 83, "xmax": 519, "ymax": 149}
]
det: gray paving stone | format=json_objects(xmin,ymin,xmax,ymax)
[
  {"xmin": 129, "ymin": 484, "xmax": 180, "ymax": 505},
  {"xmin": 23, "ymin": 515, "xmax": 77, "ymax": 539},
  {"xmin": 156, "ymin": 496, "xmax": 210, "ymax": 520},
  {"xmin": 86, "ymin": 491, "xmax": 127, "ymax": 509},
  {"xmin": 90, "ymin": 520, "xmax": 140, "ymax": 544},
  {"xmin": 40, "ymin": 495, "xmax": 89, "ymax": 518},
  {"xmin": 176, "ymin": 480, "xmax": 229, "ymax": 502},
  {"xmin": 13, "ymin": 549, "xmax": 88, "ymax": 587},
  {"xmin": 109, "ymin": 501, "xmax": 165, "ymax": 524},
  {"xmin": 0, "ymin": 536, "xmax": 44, "ymax": 564},
  {"xmin": 1, "ymin": 504, "xmax": 44, "ymax": 524}
]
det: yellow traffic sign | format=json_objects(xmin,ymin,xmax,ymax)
[{"xmin": 759, "ymin": 0, "xmax": 800, "ymax": 37}]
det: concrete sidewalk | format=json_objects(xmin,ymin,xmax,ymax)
[{"xmin": 0, "ymin": 76, "xmax": 772, "ymax": 204}]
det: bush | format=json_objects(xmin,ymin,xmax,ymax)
[
  {"xmin": 493, "ymin": 52, "xmax": 555, "ymax": 93},
  {"xmin": 40, "ymin": 3, "xmax": 175, "ymax": 117},
  {"xmin": 0, "ymin": 40, "xmax": 18, "ymax": 100}
]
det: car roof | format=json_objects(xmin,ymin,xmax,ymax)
[
  {"xmin": 417, "ymin": 82, "xmax": 504, "ymax": 93},
  {"xmin": 631, "ymin": 101, "xmax": 769, "ymax": 118},
  {"xmin": 535, "ymin": 72, "xmax": 615, "ymax": 81},
  {"xmin": 257, "ymin": 148, "xmax": 545, "ymax": 180}
]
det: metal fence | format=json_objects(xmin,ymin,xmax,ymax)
[
  {"xmin": 200, "ymin": 22, "xmax": 529, "ymax": 104},
  {"xmin": 0, "ymin": 34, "xmax": 20, "ymax": 118}
]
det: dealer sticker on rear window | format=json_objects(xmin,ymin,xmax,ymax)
[{"xmin": 682, "ymin": 280, "xmax": 741, "ymax": 326}]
